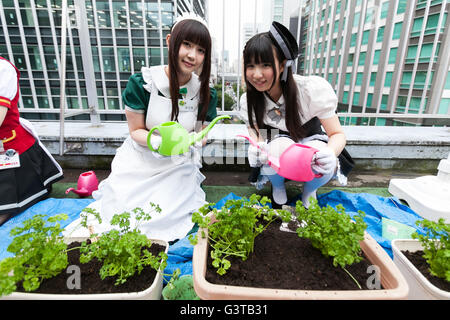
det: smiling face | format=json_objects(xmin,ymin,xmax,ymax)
[
  {"xmin": 177, "ymin": 40, "xmax": 206, "ymax": 76},
  {"xmin": 243, "ymin": 34, "xmax": 284, "ymax": 99}
]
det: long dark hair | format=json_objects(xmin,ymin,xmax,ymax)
[
  {"xmin": 167, "ymin": 19, "xmax": 211, "ymax": 123},
  {"xmin": 243, "ymin": 32, "xmax": 305, "ymax": 141}
]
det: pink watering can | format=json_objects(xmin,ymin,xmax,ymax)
[
  {"xmin": 65, "ymin": 170, "xmax": 99, "ymax": 197},
  {"xmin": 238, "ymin": 135, "xmax": 322, "ymax": 182}
]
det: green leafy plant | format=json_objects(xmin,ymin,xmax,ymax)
[
  {"xmin": 79, "ymin": 204, "xmax": 171, "ymax": 286},
  {"xmin": 412, "ymin": 218, "xmax": 450, "ymax": 282},
  {"xmin": 295, "ymin": 198, "xmax": 367, "ymax": 288},
  {"xmin": 189, "ymin": 194, "xmax": 292, "ymax": 275},
  {"xmin": 0, "ymin": 214, "xmax": 69, "ymax": 296}
]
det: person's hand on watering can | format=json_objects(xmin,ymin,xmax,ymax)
[
  {"xmin": 311, "ymin": 146, "xmax": 337, "ymax": 175},
  {"xmin": 248, "ymin": 141, "xmax": 269, "ymax": 167}
]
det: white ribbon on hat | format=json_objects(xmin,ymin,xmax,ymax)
[{"xmin": 269, "ymin": 24, "xmax": 297, "ymax": 82}]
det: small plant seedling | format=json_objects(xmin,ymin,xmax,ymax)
[
  {"xmin": 0, "ymin": 214, "xmax": 69, "ymax": 296},
  {"xmin": 412, "ymin": 218, "xmax": 449, "ymax": 282},
  {"xmin": 295, "ymin": 198, "xmax": 367, "ymax": 288},
  {"xmin": 79, "ymin": 204, "xmax": 171, "ymax": 286},
  {"xmin": 189, "ymin": 194, "xmax": 292, "ymax": 275}
]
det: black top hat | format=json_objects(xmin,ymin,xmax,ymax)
[{"xmin": 269, "ymin": 21, "xmax": 299, "ymax": 61}]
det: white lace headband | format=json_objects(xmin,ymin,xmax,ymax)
[{"xmin": 172, "ymin": 12, "xmax": 209, "ymax": 30}]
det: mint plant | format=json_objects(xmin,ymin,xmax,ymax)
[
  {"xmin": 295, "ymin": 198, "xmax": 367, "ymax": 288},
  {"xmin": 79, "ymin": 204, "xmax": 170, "ymax": 286},
  {"xmin": 412, "ymin": 218, "xmax": 449, "ymax": 282},
  {"xmin": 0, "ymin": 214, "xmax": 69, "ymax": 296},
  {"xmin": 189, "ymin": 194, "xmax": 292, "ymax": 275}
]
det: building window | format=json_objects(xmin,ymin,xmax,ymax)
[
  {"xmin": 367, "ymin": 93, "xmax": 373, "ymax": 107},
  {"xmin": 406, "ymin": 45, "xmax": 418, "ymax": 63},
  {"xmin": 358, "ymin": 52, "xmax": 366, "ymax": 66},
  {"xmin": 445, "ymin": 71, "xmax": 450, "ymax": 90},
  {"xmin": 356, "ymin": 72, "xmax": 363, "ymax": 86},
  {"xmin": 380, "ymin": 2, "xmax": 389, "ymax": 19},
  {"xmin": 370, "ymin": 72, "xmax": 377, "ymax": 86},
  {"xmin": 362, "ymin": 30, "xmax": 370, "ymax": 45},
  {"xmin": 392, "ymin": 22, "xmax": 402, "ymax": 40},
  {"xmin": 353, "ymin": 92, "xmax": 360, "ymax": 105},
  {"xmin": 397, "ymin": 0, "xmax": 408, "ymax": 14},
  {"xmin": 388, "ymin": 47, "xmax": 398, "ymax": 64},
  {"xmin": 412, "ymin": 17, "xmax": 423, "ymax": 37},
  {"xmin": 401, "ymin": 72, "xmax": 412, "ymax": 88},
  {"xmin": 377, "ymin": 26, "xmax": 384, "ymax": 42},
  {"xmin": 345, "ymin": 72, "xmax": 352, "ymax": 85},
  {"xmin": 439, "ymin": 98, "xmax": 450, "ymax": 114},
  {"xmin": 384, "ymin": 72, "xmax": 393, "ymax": 87},
  {"xmin": 373, "ymin": 50, "xmax": 380, "ymax": 65}
]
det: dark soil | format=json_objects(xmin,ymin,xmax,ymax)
[
  {"xmin": 402, "ymin": 250, "xmax": 450, "ymax": 292},
  {"xmin": 205, "ymin": 219, "xmax": 382, "ymax": 290},
  {"xmin": 16, "ymin": 242, "xmax": 166, "ymax": 295}
]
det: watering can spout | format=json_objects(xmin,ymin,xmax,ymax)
[{"xmin": 190, "ymin": 115, "xmax": 231, "ymax": 144}]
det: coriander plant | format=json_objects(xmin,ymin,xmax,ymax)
[
  {"xmin": 412, "ymin": 218, "xmax": 449, "ymax": 282},
  {"xmin": 0, "ymin": 214, "xmax": 69, "ymax": 296},
  {"xmin": 295, "ymin": 198, "xmax": 367, "ymax": 288},
  {"xmin": 79, "ymin": 204, "xmax": 170, "ymax": 286},
  {"xmin": 189, "ymin": 194, "xmax": 292, "ymax": 275}
]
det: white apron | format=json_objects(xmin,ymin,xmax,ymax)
[{"xmin": 64, "ymin": 66, "xmax": 206, "ymax": 242}]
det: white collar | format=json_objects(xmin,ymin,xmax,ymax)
[
  {"xmin": 264, "ymin": 92, "xmax": 285, "ymax": 109},
  {"xmin": 142, "ymin": 65, "xmax": 201, "ymax": 100}
]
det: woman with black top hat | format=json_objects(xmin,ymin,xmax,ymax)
[{"xmin": 239, "ymin": 21, "xmax": 354, "ymax": 208}]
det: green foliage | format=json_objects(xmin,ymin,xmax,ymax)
[
  {"xmin": 0, "ymin": 214, "xmax": 69, "ymax": 296},
  {"xmin": 295, "ymin": 198, "xmax": 367, "ymax": 269},
  {"xmin": 189, "ymin": 194, "xmax": 292, "ymax": 275},
  {"xmin": 0, "ymin": 203, "xmax": 178, "ymax": 297},
  {"xmin": 79, "ymin": 204, "xmax": 169, "ymax": 286},
  {"xmin": 412, "ymin": 218, "xmax": 450, "ymax": 282}
]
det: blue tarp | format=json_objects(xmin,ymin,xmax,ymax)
[{"xmin": 0, "ymin": 191, "xmax": 426, "ymax": 281}]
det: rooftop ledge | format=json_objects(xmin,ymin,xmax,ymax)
[{"xmin": 31, "ymin": 121, "xmax": 450, "ymax": 172}]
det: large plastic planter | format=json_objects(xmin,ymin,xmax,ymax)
[
  {"xmin": 2, "ymin": 237, "xmax": 169, "ymax": 300},
  {"xmin": 192, "ymin": 229, "xmax": 409, "ymax": 300},
  {"xmin": 392, "ymin": 239, "xmax": 450, "ymax": 300}
]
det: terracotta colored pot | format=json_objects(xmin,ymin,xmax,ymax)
[{"xmin": 192, "ymin": 229, "xmax": 409, "ymax": 300}]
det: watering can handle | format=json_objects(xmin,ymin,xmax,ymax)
[{"xmin": 147, "ymin": 127, "xmax": 159, "ymax": 152}]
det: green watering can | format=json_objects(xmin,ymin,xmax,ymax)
[{"xmin": 147, "ymin": 115, "xmax": 231, "ymax": 156}]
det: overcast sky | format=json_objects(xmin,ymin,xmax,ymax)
[{"xmin": 208, "ymin": 0, "xmax": 266, "ymax": 64}]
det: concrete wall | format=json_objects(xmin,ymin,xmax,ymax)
[{"xmin": 32, "ymin": 122, "xmax": 450, "ymax": 173}]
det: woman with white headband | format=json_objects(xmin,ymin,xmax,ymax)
[
  {"xmin": 240, "ymin": 21, "xmax": 354, "ymax": 208},
  {"xmin": 65, "ymin": 14, "xmax": 217, "ymax": 242}
]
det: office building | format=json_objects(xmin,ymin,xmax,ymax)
[
  {"xmin": 0, "ymin": 0, "xmax": 207, "ymax": 121},
  {"xmin": 299, "ymin": 0, "xmax": 450, "ymax": 125}
]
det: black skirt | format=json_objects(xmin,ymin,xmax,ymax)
[{"xmin": 0, "ymin": 141, "xmax": 64, "ymax": 218}]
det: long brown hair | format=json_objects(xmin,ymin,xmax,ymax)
[
  {"xmin": 243, "ymin": 33, "xmax": 306, "ymax": 141},
  {"xmin": 167, "ymin": 19, "xmax": 211, "ymax": 123}
]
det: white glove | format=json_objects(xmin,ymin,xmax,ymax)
[
  {"xmin": 311, "ymin": 146, "xmax": 337, "ymax": 175},
  {"xmin": 248, "ymin": 141, "xmax": 269, "ymax": 167},
  {"xmin": 149, "ymin": 134, "xmax": 162, "ymax": 150}
]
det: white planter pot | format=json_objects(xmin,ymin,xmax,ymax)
[
  {"xmin": 2, "ymin": 237, "xmax": 169, "ymax": 300},
  {"xmin": 392, "ymin": 239, "xmax": 450, "ymax": 300}
]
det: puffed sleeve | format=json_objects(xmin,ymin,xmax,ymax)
[
  {"xmin": 0, "ymin": 59, "xmax": 18, "ymax": 109},
  {"xmin": 297, "ymin": 75, "xmax": 338, "ymax": 120},
  {"xmin": 122, "ymin": 73, "xmax": 150, "ymax": 114},
  {"xmin": 205, "ymin": 87, "xmax": 218, "ymax": 122},
  {"xmin": 239, "ymin": 93, "xmax": 249, "ymax": 125}
]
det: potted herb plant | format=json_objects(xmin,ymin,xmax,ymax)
[
  {"xmin": 191, "ymin": 195, "xmax": 409, "ymax": 300},
  {"xmin": 0, "ymin": 204, "xmax": 171, "ymax": 300},
  {"xmin": 392, "ymin": 218, "xmax": 450, "ymax": 300}
]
